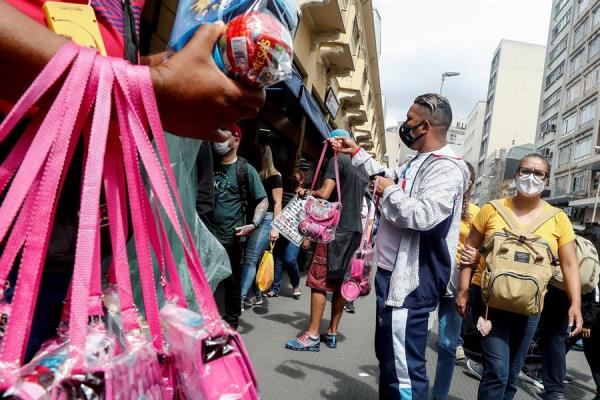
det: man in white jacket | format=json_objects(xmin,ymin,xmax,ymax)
[{"xmin": 332, "ymin": 93, "xmax": 469, "ymax": 400}]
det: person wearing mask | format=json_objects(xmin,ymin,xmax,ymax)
[
  {"xmin": 206, "ymin": 125, "xmax": 268, "ymax": 330},
  {"xmin": 285, "ymin": 129, "xmax": 368, "ymax": 352},
  {"xmin": 456, "ymin": 154, "xmax": 583, "ymax": 400},
  {"xmin": 266, "ymin": 169, "xmax": 306, "ymax": 299},
  {"xmin": 0, "ymin": 0, "xmax": 264, "ymax": 360},
  {"xmin": 240, "ymin": 144, "xmax": 282, "ymax": 308},
  {"xmin": 331, "ymin": 94, "xmax": 469, "ymax": 399},
  {"xmin": 431, "ymin": 162, "xmax": 478, "ymax": 400}
]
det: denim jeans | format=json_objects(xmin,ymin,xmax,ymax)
[
  {"xmin": 271, "ymin": 239, "xmax": 301, "ymax": 293},
  {"xmin": 471, "ymin": 285, "xmax": 540, "ymax": 400},
  {"xmin": 240, "ymin": 212, "xmax": 273, "ymax": 299},
  {"xmin": 431, "ymin": 295, "xmax": 463, "ymax": 400}
]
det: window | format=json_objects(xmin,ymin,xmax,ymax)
[
  {"xmin": 555, "ymin": 175, "xmax": 568, "ymax": 196},
  {"xmin": 540, "ymin": 115, "xmax": 558, "ymax": 137},
  {"xmin": 546, "ymin": 62, "xmax": 565, "ymax": 88},
  {"xmin": 585, "ymin": 68, "xmax": 599, "ymax": 91},
  {"xmin": 553, "ymin": 12, "xmax": 571, "ymax": 40},
  {"xmin": 572, "ymin": 171, "xmax": 589, "ymax": 192},
  {"xmin": 580, "ymin": 100, "xmax": 597, "ymax": 126},
  {"xmin": 559, "ymin": 145, "xmax": 572, "ymax": 166},
  {"xmin": 574, "ymin": 19, "xmax": 589, "ymax": 47},
  {"xmin": 352, "ymin": 19, "xmax": 360, "ymax": 54},
  {"xmin": 361, "ymin": 70, "xmax": 368, "ymax": 92},
  {"xmin": 571, "ymin": 50, "xmax": 585, "ymax": 74},
  {"xmin": 574, "ymin": 135, "xmax": 593, "ymax": 160},
  {"xmin": 590, "ymin": 35, "xmax": 600, "ymax": 60},
  {"xmin": 550, "ymin": 37, "xmax": 568, "ymax": 63},
  {"xmin": 594, "ymin": 6, "xmax": 600, "ymax": 26},
  {"xmin": 579, "ymin": 0, "xmax": 591, "ymax": 16},
  {"xmin": 567, "ymin": 81, "xmax": 582, "ymax": 103},
  {"xmin": 542, "ymin": 89, "xmax": 561, "ymax": 113},
  {"xmin": 555, "ymin": 0, "xmax": 568, "ymax": 16},
  {"xmin": 563, "ymin": 113, "xmax": 577, "ymax": 136}
]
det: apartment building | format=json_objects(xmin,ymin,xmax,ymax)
[
  {"xmin": 384, "ymin": 125, "xmax": 401, "ymax": 167},
  {"xmin": 138, "ymin": 0, "xmax": 386, "ymax": 161},
  {"xmin": 447, "ymin": 120, "xmax": 466, "ymax": 156},
  {"xmin": 536, "ymin": 0, "xmax": 600, "ymax": 224},
  {"xmin": 463, "ymin": 101, "xmax": 486, "ymax": 167},
  {"xmin": 473, "ymin": 40, "xmax": 546, "ymax": 202}
]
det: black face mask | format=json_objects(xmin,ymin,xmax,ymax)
[{"xmin": 399, "ymin": 121, "xmax": 426, "ymax": 148}]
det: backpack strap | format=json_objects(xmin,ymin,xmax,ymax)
[
  {"xmin": 527, "ymin": 206, "xmax": 561, "ymax": 233},
  {"xmin": 490, "ymin": 199, "xmax": 521, "ymax": 231},
  {"xmin": 236, "ymin": 157, "xmax": 250, "ymax": 223}
]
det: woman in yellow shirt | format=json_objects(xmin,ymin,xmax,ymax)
[{"xmin": 455, "ymin": 154, "xmax": 582, "ymax": 400}]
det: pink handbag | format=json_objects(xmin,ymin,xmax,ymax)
[
  {"xmin": 341, "ymin": 178, "xmax": 380, "ymax": 302},
  {"xmin": 298, "ymin": 142, "xmax": 342, "ymax": 242}
]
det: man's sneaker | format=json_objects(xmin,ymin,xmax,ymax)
[
  {"xmin": 293, "ymin": 287, "xmax": 301, "ymax": 300},
  {"xmin": 466, "ymin": 359, "xmax": 483, "ymax": 381},
  {"xmin": 344, "ymin": 301, "xmax": 355, "ymax": 313},
  {"xmin": 285, "ymin": 332, "xmax": 320, "ymax": 352},
  {"xmin": 265, "ymin": 290, "xmax": 279, "ymax": 298},
  {"xmin": 455, "ymin": 345, "xmax": 466, "ymax": 361},
  {"xmin": 241, "ymin": 298, "xmax": 254, "ymax": 312},
  {"xmin": 520, "ymin": 367, "xmax": 545, "ymax": 390},
  {"xmin": 320, "ymin": 332, "xmax": 337, "ymax": 349},
  {"xmin": 253, "ymin": 296, "xmax": 264, "ymax": 306}
]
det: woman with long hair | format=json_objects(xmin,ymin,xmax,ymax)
[
  {"xmin": 240, "ymin": 144, "xmax": 283, "ymax": 308},
  {"xmin": 455, "ymin": 154, "xmax": 583, "ymax": 400},
  {"xmin": 431, "ymin": 161, "xmax": 478, "ymax": 399}
]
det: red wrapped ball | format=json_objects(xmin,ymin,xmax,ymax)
[{"xmin": 217, "ymin": 11, "xmax": 293, "ymax": 87}]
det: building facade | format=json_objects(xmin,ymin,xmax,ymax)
[
  {"xmin": 447, "ymin": 120, "xmax": 466, "ymax": 156},
  {"xmin": 474, "ymin": 39, "xmax": 546, "ymax": 203},
  {"xmin": 384, "ymin": 125, "xmax": 401, "ymax": 167},
  {"xmin": 463, "ymin": 101, "xmax": 486, "ymax": 167},
  {"xmin": 536, "ymin": 0, "xmax": 600, "ymax": 224}
]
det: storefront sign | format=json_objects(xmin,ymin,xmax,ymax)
[
  {"xmin": 272, "ymin": 196, "xmax": 307, "ymax": 246},
  {"xmin": 325, "ymin": 87, "xmax": 340, "ymax": 119}
]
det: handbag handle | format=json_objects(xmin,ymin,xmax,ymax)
[{"xmin": 309, "ymin": 141, "xmax": 341, "ymax": 202}]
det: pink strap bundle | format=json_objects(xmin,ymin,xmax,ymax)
[{"xmin": 0, "ymin": 42, "xmax": 258, "ymax": 399}]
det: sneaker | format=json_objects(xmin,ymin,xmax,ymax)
[
  {"xmin": 466, "ymin": 359, "xmax": 483, "ymax": 381},
  {"xmin": 241, "ymin": 298, "xmax": 254, "ymax": 312},
  {"xmin": 320, "ymin": 331, "xmax": 337, "ymax": 349},
  {"xmin": 344, "ymin": 301, "xmax": 355, "ymax": 313},
  {"xmin": 293, "ymin": 287, "xmax": 301, "ymax": 300},
  {"xmin": 253, "ymin": 296, "xmax": 264, "ymax": 306},
  {"xmin": 455, "ymin": 345, "xmax": 465, "ymax": 361},
  {"xmin": 520, "ymin": 367, "xmax": 545, "ymax": 390},
  {"xmin": 285, "ymin": 332, "xmax": 320, "ymax": 352},
  {"xmin": 265, "ymin": 290, "xmax": 279, "ymax": 298}
]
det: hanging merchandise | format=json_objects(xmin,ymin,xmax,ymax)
[
  {"xmin": 341, "ymin": 182, "xmax": 380, "ymax": 302},
  {"xmin": 168, "ymin": 0, "xmax": 297, "ymax": 88},
  {"xmin": 298, "ymin": 142, "xmax": 342, "ymax": 243},
  {"xmin": 0, "ymin": 43, "xmax": 258, "ymax": 399}
]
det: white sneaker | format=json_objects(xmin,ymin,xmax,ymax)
[{"xmin": 455, "ymin": 345, "xmax": 465, "ymax": 361}]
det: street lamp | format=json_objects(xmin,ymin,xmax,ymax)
[
  {"xmin": 590, "ymin": 146, "xmax": 600, "ymax": 222},
  {"xmin": 440, "ymin": 72, "xmax": 460, "ymax": 95}
]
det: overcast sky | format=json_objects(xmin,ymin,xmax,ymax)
[{"xmin": 373, "ymin": 0, "xmax": 553, "ymax": 127}]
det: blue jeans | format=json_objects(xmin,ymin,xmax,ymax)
[
  {"xmin": 271, "ymin": 239, "xmax": 300, "ymax": 293},
  {"xmin": 471, "ymin": 285, "xmax": 540, "ymax": 400},
  {"xmin": 431, "ymin": 295, "xmax": 463, "ymax": 400},
  {"xmin": 240, "ymin": 213, "xmax": 273, "ymax": 300}
]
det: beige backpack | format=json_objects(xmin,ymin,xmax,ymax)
[
  {"xmin": 480, "ymin": 200, "xmax": 560, "ymax": 316},
  {"xmin": 550, "ymin": 235, "xmax": 600, "ymax": 294}
]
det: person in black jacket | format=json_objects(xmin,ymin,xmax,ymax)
[{"xmin": 582, "ymin": 282, "xmax": 600, "ymax": 400}]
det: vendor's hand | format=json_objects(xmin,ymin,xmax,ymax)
[
  {"xmin": 235, "ymin": 224, "xmax": 256, "ymax": 237},
  {"xmin": 150, "ymin": 23, "xmax": 265, "ymax": 141},
  {"xmin": 302, "ymin": 238, "xmax": 311, "ymax": 250},
  {"xmin": 582, "ymin": 328, "xmax": 591, "ymax": 338},
  {"xmin": 568, "ymin": 306, "xmax": 584, "ymax": 337},
  {"xmin": 456, "ymin": 289, "xmax": 470, "ymax": 318},
  {"xmin": 374, "ymin": 177, "xmax": 394, "ymax": 196},
  {"xmin": 269, "ymin": 228, "xmax": 279, "ymax": 242},
  {"xmin": 298, "ymin": 189, "xmax": 310, "ymax": 198},
  {"xmin": 460, "ymin": 244, "xmax": 479, "ymax": 267},
  {"xmin": 330, "ymin": 137, "xmax": 359, "ymax": 155}
]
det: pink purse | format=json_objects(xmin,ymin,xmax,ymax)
[
  {"xmin": 298, "ymin": 142, "xmax": 342, "ymax": 243},
  {"xmin": 341, "ymin": 179, "xmax": 380, "ymax": 302}
]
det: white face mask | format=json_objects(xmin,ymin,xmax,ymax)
[
  {"xmin": 212, "ymin": 141, "xmax": 232, "ymax": 156},
  {"xmin": 516, "ymin": 174, "xmax": 545, "ymax": 197}
]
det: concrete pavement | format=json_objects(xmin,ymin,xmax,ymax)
[{"xmin": 238, "ymin": 273, "xmax": 597, "ymax": 400}]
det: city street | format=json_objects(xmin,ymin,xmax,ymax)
[{"xmin": 239, "ymin": 273, "xmax": 597, "ymax": 400}]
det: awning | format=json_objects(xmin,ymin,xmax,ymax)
[{"xmin": 267, "ymin": 68, "xmax": 330, "ymax": 138}]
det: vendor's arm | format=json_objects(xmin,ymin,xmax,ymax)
[{"xmin": 331, "ymin": 137, "xmax": 397, "ymax": 181}]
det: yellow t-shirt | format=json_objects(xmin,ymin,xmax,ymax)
[
  {"xmin": 471, "ymin": 197, "xmax": 576, "ymax": 287},
  {"xmin": 456, "ymin": 203, "xmax": 480, "ymax": 265}
]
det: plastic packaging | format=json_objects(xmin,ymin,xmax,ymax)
[
  {"xmin": 298, "ymin": 196, "xmax": 341, "ymax": 243},
  {"xmin": 168, "ymin": 0, "xmax": 297, "ymax": 87}
]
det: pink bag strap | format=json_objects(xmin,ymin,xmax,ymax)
[
  {"xmin": 1, "ymin": 46, "xmax": 97, "ymax": 364},
  {"xmin": 361, "ymin": 177, "xmax": 381, "ymax": 248},
  {"xmin": 310, "ymin": 141, "xmax": 341, "ymax": 202}
]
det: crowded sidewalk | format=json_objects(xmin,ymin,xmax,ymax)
[{"xmin": 238, "ymin": 274, "xmax": 598, "ymax": 400}]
